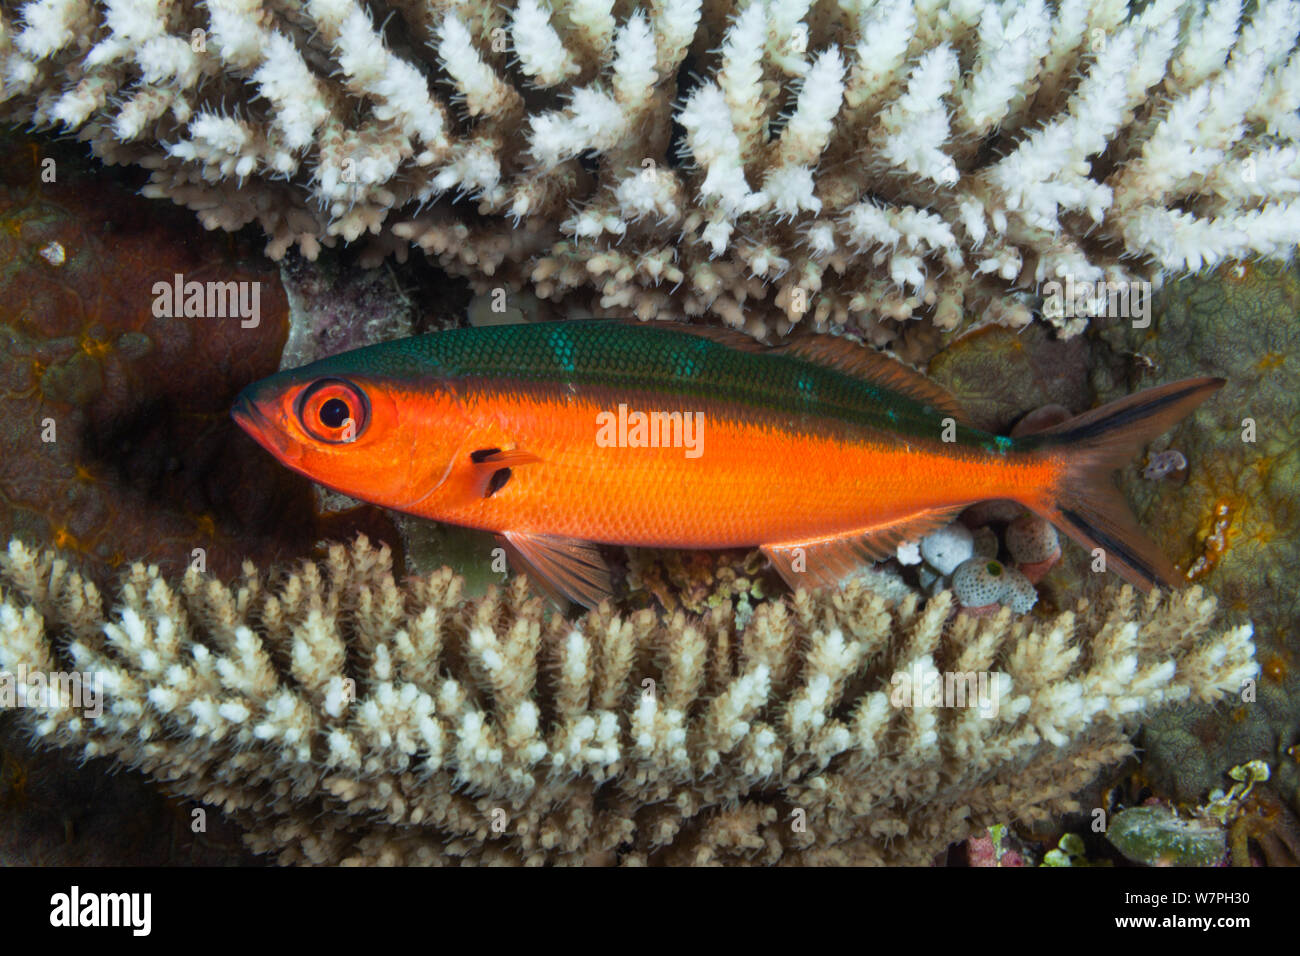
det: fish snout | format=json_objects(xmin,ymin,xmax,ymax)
[
  {"xmin": 231, "ymin": 385, "xmax": 303, "ymax": 464},
  {"xmin": 230, "ymin": 389, "xmax": 257, "ymax": 429}
]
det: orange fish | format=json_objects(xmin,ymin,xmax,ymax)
[{"xmin": 232, "ymin": 320, "xmax": 1222, "ymax": 608}]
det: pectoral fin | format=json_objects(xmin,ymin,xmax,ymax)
[
  {"xmin": 394, "ymin": 432, "xmax": 542, "ymax": 510},
  {"xmin": 469, "ymin": 446, "xmax": 541, "ymax": 499},
  {"xmin": 497, "ymin": 530, "xmax": 612, "ymax": 610},
  {"xmin": 470, "ymin": 448, "xmax": 542, "ymax": 468},
  {"xmin": 762, "ymin": 507, "xmax": 964, "ymax": 590}
]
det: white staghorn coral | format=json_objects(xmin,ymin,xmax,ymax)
[
  {"xmin": 0, "ymin": 0, "xmax": 1294, "ymax": 343},
  {"xmin": 2, "ymin": 0, "xmax": 1298, "ymax": 341},
  {"xmin": 0, "ymin": 536, "xmax": 1257, "ymax": 865}
]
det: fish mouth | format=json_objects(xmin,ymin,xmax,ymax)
[{"xmin": 231, "ymin": 390, "xmax": 303, "ymax": 464}]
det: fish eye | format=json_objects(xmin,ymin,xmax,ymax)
[{"xmin": 296, "ymin": 378, "xmax": 369, "ymax": 444}]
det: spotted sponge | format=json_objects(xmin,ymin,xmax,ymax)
[
  {"xmin": 953, "ymin": 559, "xmax": 1009, "ymax": 608},
  {"xmin": 1001, "ymin": 569, "xmax": 1039, "ymax": 614},
  {"xmin": 1006, "ymin": 514, "xmax": 1060, "ymax": 564},
  {"xmin": 952, "ymin": 558, "xmax": 1038, "ymax": 614},
  {"xmin": 1005, "ymin": 514, "xmax": 1062, "ymax": 583}
]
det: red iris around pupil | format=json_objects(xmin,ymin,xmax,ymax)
[{"xmin": 297, "ymin": 378, "xmax": 368, "ymax": 443}]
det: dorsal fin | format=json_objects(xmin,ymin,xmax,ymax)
[
  {"xmin": 606, "ymin": 320, "xmax": 970, "ymax": 421},
  {"xmin": 774, "ymin": 333, "xmax": 971, "ymax": 423},
  {"xmin": 627, "ymin": 321, "xmax": 769, "ymax": 352}
]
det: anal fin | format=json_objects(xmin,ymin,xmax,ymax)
[
  {"xmin": 497, "ymin": 530, "xmax": 612, "ymax": 610},
  {"xmin": 762, "ymin": 508, "xmax": 964, "ymax": 591}
]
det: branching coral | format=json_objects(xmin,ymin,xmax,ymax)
[
  {"xmin": 1, "ymin": 1, "xmax": 1298, "ymax": 342},
  {"xmin": 0, "ymin": 536, "xmax": 1257, "ymax": 865}
]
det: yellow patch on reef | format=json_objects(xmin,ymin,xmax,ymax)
[
  {"xmin": 1243, "ymin": 521, "xmax": 1277, "ymax": 549},
  {"xmin": 1261, "ymin": 653, "xmax": 1289, "ymax": 685},
  {"xmin": 2, "ymin": 218, "xmax": 21, "ymax": 239},
  {"xmin": 1249, "ymin": 453, "xmax": 1278, "ymax": 484},
  {"xmin": 0, "ymin": 748, "xmax": 29, "ymax": 807},
  {"xmin": 1223, "ymin": 261, "xmax": 1254, "ymax": 284},
  {"xmin": 79, "ymin": 335, "xmax": 112, "ymax": 359},
  {"xmin": 1254, "ymin": 351, "xmax": 1285, "ymax": 372},
  {"xmin": 1185, "ymin": 496, "xmax": 1244, "ymax": 582}
]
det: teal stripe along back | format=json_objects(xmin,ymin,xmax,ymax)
[{"xmin": 290, "ymin": 320, "xmax": 1003, "ymax": 449}]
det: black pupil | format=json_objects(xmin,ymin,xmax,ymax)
[{"xmin": 320, "ymin": 398, "xmax": 349, "ymax": 429}]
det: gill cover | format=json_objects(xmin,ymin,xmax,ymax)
[{"xmin": 233, "ymin": 366, "xmax": 469, "ymax": 512}]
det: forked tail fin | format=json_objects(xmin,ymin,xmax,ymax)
[{"xmin": 1018, "ymin": 377, "xmax": 1225, "ymax": 591}]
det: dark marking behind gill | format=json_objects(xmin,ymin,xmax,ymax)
[{"xmin": 485, "ymin": 468, "xmax": 511, "ymax": 498}]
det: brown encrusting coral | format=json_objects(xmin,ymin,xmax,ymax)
[
  {"xmin": 0, "ymin": 536, "xmax": 1257, "ymax": 864},
  {"xmin": 2, "ymin": 1, "xmax": 1299, "ymax": 343}
]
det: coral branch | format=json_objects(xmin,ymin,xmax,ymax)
[{"xmin": 0, "ymin": 536, "xmax": 1257, "ymax": 865}]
